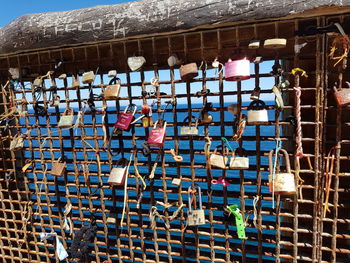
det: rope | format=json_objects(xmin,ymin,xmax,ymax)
[
  {"xmin": 253, "ymin": 195, "xmax": 260, "ymax": 228},
  {"xmin": 271, "ymin": 138, "xmax": 282, "ymax": 209},
  {"xmin": 324, "ymin": 146, "xmax": 337, "ymax": 217},
  {"xmin": 294, "ymin": 85, "xmax": 303, "ymax": 159}
]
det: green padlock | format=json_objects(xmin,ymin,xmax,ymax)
[{"xmin": 227, "ymin": 204, "xmax": 247, "ymax": 240}]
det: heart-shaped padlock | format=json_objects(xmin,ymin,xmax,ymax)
[{"xmin": 127, "ymin": 56, "xmax": 146, "ymax": 71}]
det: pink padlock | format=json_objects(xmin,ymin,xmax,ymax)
[{"xmin": 225, "ymin": 58, "xmax": 250, "ymax": 81}]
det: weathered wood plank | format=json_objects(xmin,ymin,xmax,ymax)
[{"xmin": 0, "ymin": 0, "xmax": 350, "ymax": 55}]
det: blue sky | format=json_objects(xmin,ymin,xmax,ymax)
[{"xmin": 0, "ymin": 0, "xmax": 134, "ymax": 27}]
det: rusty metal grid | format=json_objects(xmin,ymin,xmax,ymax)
[{"xmin": 0, "ymin": 13, "xmax": 348, "ymax": 263}]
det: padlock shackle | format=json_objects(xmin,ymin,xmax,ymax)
[
  {"xmin": 182, "ymin": 116, "xmax": 198, "ymax": 127},
  {"xmin": 63, "ymin": 107, "xmax": 74, "ymax": 116},
  {"xmin": 213, "ymin": 145, "xmax": 229, "ymax": 155},
  {"xmin": 268, "ymin": 148, "xmax": 291, "ymax": 174},
  {"xmin": 231, "ymin": 147, "xmax": 248, "ymax": 158},
  {"xmin": 188, "ymin": 185, "xmax": 202, "ymax": 212},
  {"xmin": 123, "ymin": 103, "xmax": 137, "ymax": 114},
  {"xmin": 247, "ymin": 99, "xmax": 267, "ymax": 110},
  {"xmin": 108, "ymin": 77, "xmax": 121, "ymax": 86}
]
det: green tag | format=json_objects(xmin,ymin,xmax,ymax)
[{"xmin": 227, "ymin": 205, "xmax": 247, "ymax": 240}]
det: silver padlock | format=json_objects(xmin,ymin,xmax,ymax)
[
  {"xmin": 187, "ymin": 185, "xmax": 206, "ymax": 226},
  {"xmin": 108, "ymin": 159, "xmax": 127, "ymax": 186},
  {"xmin": 247, "ymin": 100, "xmax": 269, "ymax": 125},
  {"xmin": 180, "ymin": 116, "xmax": 199, "ymax": 136}
]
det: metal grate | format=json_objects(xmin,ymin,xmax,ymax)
[{"xmin": 0, "ymin": 13, "xmax": 349, "ymax": 263}]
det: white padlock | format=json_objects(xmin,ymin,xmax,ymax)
[{"xmin": 229, "ymin": 148, "xmax": 249, "ymax": 170}]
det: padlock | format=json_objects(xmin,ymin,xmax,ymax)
[
  {"xmin": 180, "ymin": 63, "xmax": 198, "ymax": 81},
  {"xmin": 114, "ymin": 104, "xmax": 137, "ymax": 131},
  {"xmin": 209, "ymin": 145, "xmax": 229, "ymax": 169},
  {"xmin": 263, "ymin": 38, "xmax": 287, "ymax": 49},
  {"xmin": 268, "ymin": 149, "xmax": 296, "ymax": 195},
  {"xmin": 250, "ymin": 86, "xmax": 261, "ymax": 101},
  {"xmin": 104, "ymin": 77, "xmax": 121, "ymax": 100},
  {"xmin": 82, "ymin": 71, "xmax": 95, "ymax": 84},
  {"xmin": 168, "ymin": 54, "xmax": 181, "ymax": 67},
  {"xmin": 225, "ymin": 58, "xmax": 250, "ymax": 81},
  {"xmin": 51, "ymin": 157, "xmax": 66, "ymax": 176},
  {"xmin": 147, "ymin": 121, "xmax": 167, "ymax": 147},
  {"xmin": 127, "ymin": 56, "xmax": 146, "ymax": 71},
  {"xmin": 248, "ymin": 40, "xmax": 260, "ymax": 49},
  {"xmin": 108, "ymin": 70, "xmax": 117, "ymax": 78},
  {"xmin": 229, "ymin": 148, "xmax": 249, "ymax": 169},
  {"xmin": 9, "ymin": 133, "xmax": 24, "ymax": 151},
  {"xmin": 187, "ymin": 185, "xmax": 206, "ymax": 226},
  {"xmin": 58, "ymin": 74, "xmax": 67, "ymax": 80},
  {"xmin": 33, "ymin": 78, "xmax": 43, "ymax": 87},
  {"xmin": 106, "ymin": 212, "xmax": 117, "ymax": 224},
  {"xmin": 71, "ymin": 74, "xmax": 80, "ymax": 88},
  {"xmin": 180, "ymin": 116, "xmax": 198, "ymax": 136},
  {"xmin": 58, "ymin": 108, "xmax": 74, "ymax": 128},
  {"xmin": 141, "ymin": 104, "xmax": 153, "ymax": 128},
  {"xmin": 247, "ymin": 100, "xmax": 269, "ymax": 125},
  {"xmin": 333, "ymin": 82, "xmax": 350, "ymax": 106},
  {"xmin": 108, "ymin": 158, "xmax": 127, "ymax": 186},
  {"xmin": 201, "ymin": 112, "xmax": 212, "ymax": 124}
]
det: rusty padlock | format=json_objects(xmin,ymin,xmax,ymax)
[
  {"xmin": 51, "ymin": 157, "xmax": 66, "ymax": 176},
  {"xmin": 229, "ymin": 148, "xmax": 249, "ymax": 170},
  {"xmin": 108, "ymin": 158, "xmax": 128, "ymax": 186},
  {"xmin": 333, "ymin": 82, "xmax": 350, "ymax": 107},
  {"xmin": 180, "ymin": 116, "xmax": 198, "ymax": 136},
  {"xmin": 141, "ymin": 103, "xmax": 153, "ymax": 128},
  {"xmin": 71, "ymin": 74, "xmax": 80, "ymax": 88},
  {"xmin": 209, "ymin": 145, "xmax": 229, "ymax": 169},
  {"xmin": 268, "ymin": 149, "xmax": 296, "ymax": 195},
  {"xmin": 114, "ymin": 104, "xmax": 137, "ymax": 131},
  {"xmin": 180, "ymin": 63, "xmax": 198, "ymax": 81},
  {"xmin": 147, "ymin": 120, "xmax": 167, "ymax": 147},
  {"xmin": 188, "ymin": 185, "xmax": 206, "ymax": 226},
  {"xmin": 104, "ymin": 77, "xmax": 121, "ymax": 100}
]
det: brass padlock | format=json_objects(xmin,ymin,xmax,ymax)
[
  {"xmin": 180, "ymin": 116, "xmax": 198, "ymax": 136},
  {"xmin": 209, "ymin": 145, "xmax": 229, "ymax": 169},
  {"xmin": 58, "ymin": 108, "xmax": 74, "ymax": 128},
  {"xmin": 51, "ymin": 157, "xmax": 66, "ymax": 176},
  {"xmin": 104, "ymin": 77, "xmax": 121, "ymax": 100},
  {"xmin": 201, "ymin": 112, "xmax": 213, "ymax": 124},
  {"xmin": 229, "ymin": 148, "xmax": 249, "ymax": 170},
  {"xmin": 82, "ymin": 71, "xmax": 95, "ymax": 84},
  {"xmin": 9, "ymin": 132, "xmax": 24, "ymax": 151},
  {"xmin": 108, "ymin": 158, "xmax": 127, "ymax": 186},
  {"xmin": 188, "ymin": 185, "xmax": 206, "ymax": 226}
]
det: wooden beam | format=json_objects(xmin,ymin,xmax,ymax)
[{"xmin": 0, "ymin": 0, "xmax": 350, "ymax": 55}]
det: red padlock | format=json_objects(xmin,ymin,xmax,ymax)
[
  {"xmin": 147, "ymin": 121, "xmax": 167, "ymax": 147},
  {"xmin": 114, "ymin": 104, "xmax": 137, "ymax": 131}
]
